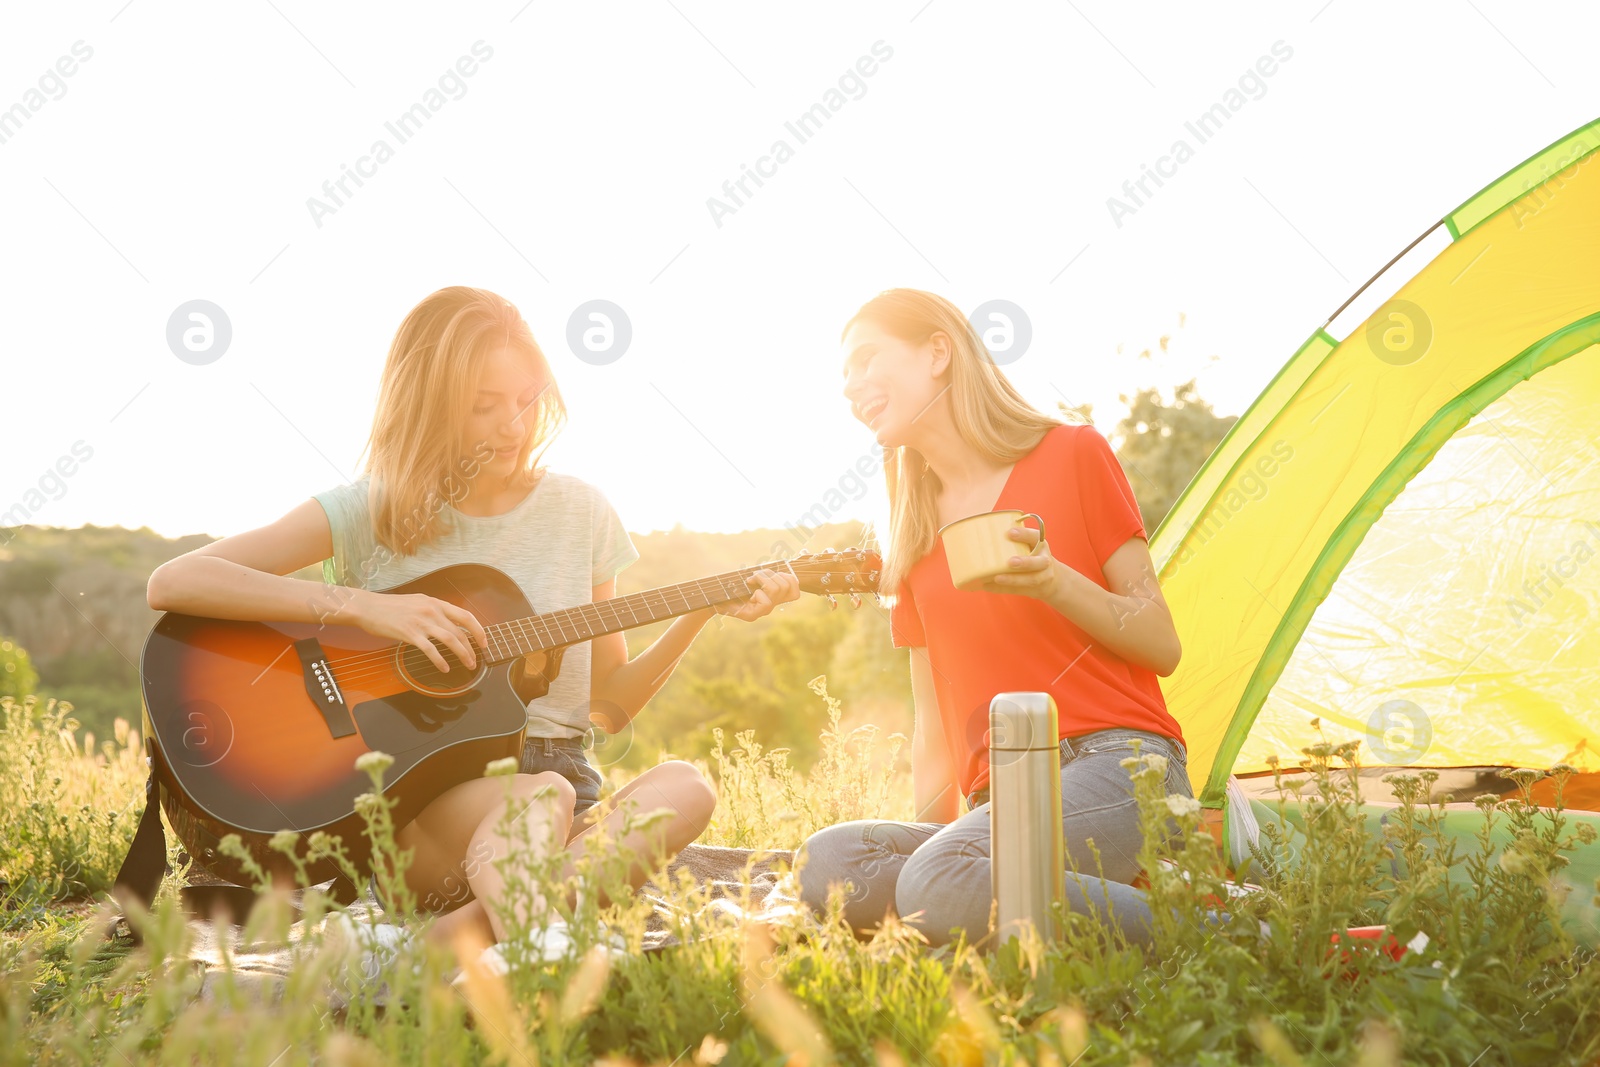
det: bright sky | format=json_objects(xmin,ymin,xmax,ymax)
[{"xmin": 3, "ymin": 1, "xmax": 1595, "ymax": 541}]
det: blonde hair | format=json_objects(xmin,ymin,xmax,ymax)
[
  {"xmin": 359, "ymin": 286, "xmax": 565, "ymax": 555},
  {"xmin": 842, "ymin": 288, "xmax": 1069, "ymax": 597}
]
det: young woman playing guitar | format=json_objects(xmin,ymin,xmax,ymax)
[
  {"xmin": 147, "ymin": 285, "xmax": 799, "ymax": 970},
  {"xmin": 797, "ymin": 288, "xmax": 1192, "ymax": 948}
]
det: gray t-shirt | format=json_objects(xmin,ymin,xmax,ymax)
[{"xmin": 313, "ymin": 470, "xmax": 640, "ymax": 739}]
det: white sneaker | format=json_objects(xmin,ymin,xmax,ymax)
[
  {"xmin": 452, "ymin": 918, "xmax": 629, "ymax": 986},
  {"xmin": 574, "ymin": 879, "xmax": 632, "ymax": 952},
  {"xmin": 324, "ymin": 911, "xmax": 418, "ymax": 982},
  {"xmin": 479, "ymin": 918, "xmax": 577, "ymax": 975},
  {"xmin": 589, "ymin": 920, "xmax": 630, "ymax": 955}
]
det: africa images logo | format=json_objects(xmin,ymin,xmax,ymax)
[
  {"xmin": 705, "ymin": 41, "xmax": 894, "ymax": 228},
  {"xmin": 1106, "ymin": 40, "xmax": 1294, "ymax": 228},
  {"xmin": 305, "ymin": 41, "xmax": 495, "ymax": 228}
]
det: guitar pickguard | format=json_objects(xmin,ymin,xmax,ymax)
[{"xmin": 351, "ymin": 688, "xmax": 482, "ymax": 754}]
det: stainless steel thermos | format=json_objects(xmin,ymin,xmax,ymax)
[{"xmin": 989, "ymin": 691, "xmax": 1065, "ymax": 943}]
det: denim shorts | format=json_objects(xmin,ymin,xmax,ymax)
[
  {"xmin": 519, "ymin": 735, "xmax": 604, "ymax": 821},
  {"xmin": 368, "ymin": 736, "xmax": 604, "ymax": 913}
]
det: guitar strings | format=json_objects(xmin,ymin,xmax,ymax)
[
  {"xmin": 319, "ymin": 553, "xmax": 875, "ymax": 686},
  {"xmin": 316, "ymin": 553, "xmax": 869, "ymax": 682},
  {"xmin": 326, "ymin": 575, "xmax": 754, "ymax": 688},
  {"xmin": 315, "ymin": 556, "xmax": 873, "ymax": 688},
  {"xmin": 323, "ymin": 572, "xmax": 758, "ymax": 687}
]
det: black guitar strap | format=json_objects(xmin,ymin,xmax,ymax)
[
  {"xmin": 107, "ymin": 760, "xmax": 169, "ymax": 934},
  {"xmin": 107, "ymin": 752, "xmax": 354, "ymax": 944}
]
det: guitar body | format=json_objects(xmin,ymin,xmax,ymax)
[{"xmin": 139, "ymin": 563, "xmax": 556, "ymax": 889}]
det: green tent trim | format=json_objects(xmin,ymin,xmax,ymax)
[{"xmin": 1447, "ymin": 117, "xmax": 1600, "ymax": 238}]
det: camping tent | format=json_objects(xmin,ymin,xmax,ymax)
[{"xmin": 1149, "ymin": 116, "xmax": 1600, "ymax": 810}]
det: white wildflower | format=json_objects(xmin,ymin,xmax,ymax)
[
  {"xmin": 1165, "ymin": 795, "xmax": 1202, "ymax": 817},
  {"xmin": 355, "ymin": 750, "xmax": 394, "ymax": 775}
]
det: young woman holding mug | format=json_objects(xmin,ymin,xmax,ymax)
[{"xmin": 796, "ymin": 288, "xmax": 1192, "ymax": 948}]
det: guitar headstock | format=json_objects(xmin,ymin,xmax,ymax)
[{"xmin": 779, "ymin": 549, "xmax": 883, "ymax": 605}]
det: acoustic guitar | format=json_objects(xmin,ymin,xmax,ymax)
[{"xmin": 138, "ymin": 551, "xmax": 880, "ymax": 890}]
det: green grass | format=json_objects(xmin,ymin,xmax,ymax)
[{"xmin": 2, "ymin": 690, "xmax": 1597, "ymax": 1066}]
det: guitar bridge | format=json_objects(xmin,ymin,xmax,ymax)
[{"xmin": 294, "ymin": 638, "xmax": 357, "ymax": 738}]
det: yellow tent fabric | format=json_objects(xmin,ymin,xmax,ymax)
[{"xmin": 1149, "ymin": 118, "xmax": 1600, "ymax": 806}]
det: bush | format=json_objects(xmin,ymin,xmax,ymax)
[
  {"xmin": 31, "ymin": 681, "xmax": 143, "ymax": 748},
  {"xmin": 0, "ymin": 639, "xmax": 38, "ymax": 702},
  {"xmin": 0, "ymin": 695, "xmax": 146, "ymax": 907},
  {"xmin": 2, "ymin": 689, "xmax": 1597, "ymax": 1065}
]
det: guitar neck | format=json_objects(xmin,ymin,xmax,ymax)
[{"xmin": 476, "ymin": 563, "xmax": 784, "ymax": 663}]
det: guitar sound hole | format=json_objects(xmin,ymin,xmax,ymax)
[{"xmin": 395, "ymin": 639, "xmax": 486, "ymax": 696}]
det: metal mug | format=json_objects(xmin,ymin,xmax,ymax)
[{"xmin": 939, "ymin": 510, "xmax": 1047, "ymax": 591}]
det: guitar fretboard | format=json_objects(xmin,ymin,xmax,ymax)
[{"xmin": 476, "ymin": 564, "xmax": 784, "ymax": 664}]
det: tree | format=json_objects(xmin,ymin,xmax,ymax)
[{"xmin": 1109, "ymin": 379, "xmax": 1237, "ymax": 534}]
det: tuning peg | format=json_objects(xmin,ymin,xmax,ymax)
[
  {"xmin": 849, "ymin": 592, "xmax": 862, "ymax": 609},
  {"xmin": 825, "ymin": 594, "xmax": 838, "ymax": 610}
]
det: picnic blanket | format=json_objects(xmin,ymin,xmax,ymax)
[{"xmin": 160, "ymin": 845, "xmax": 798, "ymax": 1008}]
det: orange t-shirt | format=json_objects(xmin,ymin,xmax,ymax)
[{"xmin": 890, "ymin": 423, "xmax": 1185, "ymax": 798}]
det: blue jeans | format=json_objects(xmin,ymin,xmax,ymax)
[
  {"xmin": 368, "ymin": 736, "xmax": 603, "ymax": 913},
  {"xmin": 795, "ymin": 728, "xmax": 1191, "ymax": 948}
]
